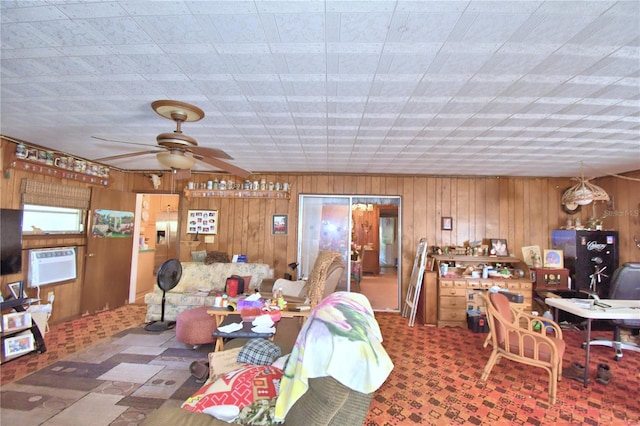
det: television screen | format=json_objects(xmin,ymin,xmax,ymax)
[{"xmin": 1, "ymin": 209, "xmax": 24, "ymax": 275}]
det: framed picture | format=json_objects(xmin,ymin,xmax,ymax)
[
  {"xmin": 2, "ymin": 312, "xmax": 32, "ymax": 332},
  {"xmin": 187, "ymin": 210, "xmax": 218, "ymax": 235},
  {"xmin": 544, "ymin": 249, "xmax": 564, "ymax": 269},
  {"xmin": 3, "ymin": 332, "xmax": 35, "ymax": 358},
  {"xmin": 521, "ymin": 245, "xmax": 542, "ymax": 267},
  {"xmin": 441, "ymin": 217, "xmax": 453, "ymax": 230},
  {"xmin": 91, "ymin": 209, "xmax": 135, "ymax": 238},
  {"xmin": 273, "ymin": 215, "xmax": 287, "ymax": 234},
  {"xmin": 490, "ymin": 239, "xmax": 508, "ymax": 256},
  {"xmin": 7, "ymin": 281, "xmax": 24, "ymax": 300}
]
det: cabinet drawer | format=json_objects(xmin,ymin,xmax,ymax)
[
  {"xmin": 453, "ymin": 280, "xmax": 467, "ymax": 289},
  {"xmin": 439, "ymin": 308, "xmax": 466, "ymax": 322},
  {"xmin": 480, "ymin": 280, "xmax": 493, "ymax": 289},
  {"xmin": 440, "ymin": 287, "xmax": 467, "ymax": 297},
  {"xmin": 520, "ymin": 282, "xmax": 533, "ymax": 291},
  {"xmin": 439, "ymin": 280, "xmax": 455, "ymax": 288},
  {"xmin": 439, "ymin": 296, "xmax": 466, "ymax": 308},
  {"xmin": 467, "ymin": 280, "xmax": 481, "ymax": 289},
  {"xmin": 507, "ymin": 282, "xmax": 521, "ymax": 290}
]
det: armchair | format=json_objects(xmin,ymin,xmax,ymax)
[
  {"xmin": 480, "ymin": 292, "xmax": 566, "ymax": 404},
  {"xmin": 587, "ymin": 262, "xmax": 640, "ymax": 361},
  {"xmin": 273, "ymin": 251, "xmax": 345, "ymax": 307}
]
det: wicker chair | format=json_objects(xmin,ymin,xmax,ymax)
[{"xmin": 480, "ymin": 292, "xmax": 566, "ymax": 404}]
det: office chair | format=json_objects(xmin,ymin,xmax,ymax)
[{"xmin": 587, "ymin": 262, "xmax": 640, "ymax": 361}]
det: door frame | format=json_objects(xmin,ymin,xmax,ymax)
[{"xmin": 296, "ymin": 194, "xmax": 402, "ymax": 311}]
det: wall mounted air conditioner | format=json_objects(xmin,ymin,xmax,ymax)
[{"xmin": 28, "ymin": 247, "xmax": 77, "ymax": 287}]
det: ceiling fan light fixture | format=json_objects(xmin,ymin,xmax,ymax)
[
  {"xmin": 156, "ymin": 131, "xmax": 197, "ymax": 147},
  {"xmin": 157, "ymin": 151, "xmax": 196, "ymax": 170},
  {"xmin": 151, "ymin": 100, "xmax": 204, "ymax": 122}
]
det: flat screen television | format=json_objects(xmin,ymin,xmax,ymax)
[{"xmin": 1, "ymin": 208, "xmax": 24, "ymax": 275}]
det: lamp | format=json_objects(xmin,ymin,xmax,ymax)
[
  {"xmin": 561, "ymin": 166, "xmax": 609, "ymax": 207},
  {"xmin": 156, "ymin": 151, "xmax": 196, "ymax": 170}
]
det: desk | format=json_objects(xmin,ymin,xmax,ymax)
[{"xmin": 545, "ymin": 298, "xmax": 640, "ymax": 387}]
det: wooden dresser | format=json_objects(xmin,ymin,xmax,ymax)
[{"xmin": 431, "ymin": 255, "xmax": 533, "ymax": 328}]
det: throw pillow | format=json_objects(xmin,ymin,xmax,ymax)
[
  {"xmin": 182, "ymin": 365, "xmax": 283, "ymax": 414},
  {"xmin": 191, "ymin": 250, "xmax": 207, "ymax": 263},
  {"xmin": 237, "ymin": 338, "xmax": 281, "ymax": 366},
  {"xmin": 208, "ymin": 347, "xmax": 245, "ymax": 382},
  {"xmin": 204, "ymin": 251, "xmax": 230, "ymax": 264}
]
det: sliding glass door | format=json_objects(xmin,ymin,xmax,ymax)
[{"xmin": 297, "ymin": 194, "xmax": 401, "ymax": 311}]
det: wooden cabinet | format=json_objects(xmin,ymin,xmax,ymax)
[
  {"xmin": 431, "ymin": 255, "xmax": 533, "ymax": 328},
  {"xmin": 1, "ymin": 298, "xmax": 46, "ymax": 363},
  {"xmin": 417, "ymin": 271, "xmax": 438, "ymax": 325}
]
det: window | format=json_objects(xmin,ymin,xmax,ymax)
[{"xmin": 22, "ymin": 205, "xmax": 84, "ymax": 234}]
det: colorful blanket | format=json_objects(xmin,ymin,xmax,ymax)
[{"xmin": 274, "ymin": 291, "xmax": 394, "ymax": 421}]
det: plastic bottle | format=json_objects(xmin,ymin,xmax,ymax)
[
  {"xmin": 277, "ymin": 287, "xmax": 285, "ymax": 309},
  {"xmin": 222, "ymin": 294, "xmax": 228, "ymax": 307},
  {"xmin": 542, "ymin": 310, "xmax": 554, "ymax": 332},
  {"xmin": 214, "ymin": 293, "xmax": 222, "ymax": 307}
]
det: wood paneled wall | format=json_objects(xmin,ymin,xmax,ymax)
[
  {"xmin": 3, "ymin": 138, "xmax": 639, "ymax": 324},
  {"xmin": 126, "ymin": 171, "xmax": 640, "ymax": 303}
]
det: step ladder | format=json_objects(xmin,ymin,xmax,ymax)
[{"xmin": 402, "ymin": 238, "xmax": 428, "ymax": 327}]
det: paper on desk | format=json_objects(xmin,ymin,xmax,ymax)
[
  {"xmin": 252, "ymin": 314, "xmax": 274, "ymax": 327},
  {"xmin": 245, "ymin": 292, "xmax": 262, "ymax": 301},
  {"xmin": 217, "ymin": 322, "xmax": 243, "ymax": 333},
  {"xmin": 251, "ymin": 325, "xmax": 276, "ymax": 334}
]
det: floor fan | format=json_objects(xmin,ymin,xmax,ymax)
[{"xmin": 145, "ymin": 259, "xmax": 182, "ymax": 332}]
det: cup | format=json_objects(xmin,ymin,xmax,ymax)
[
  {"xmin": 15, "ymin": 143, "xmax": 27, "ymax": 159},
  {"xmin": 27, "ymin": 149, "xmax": 38, "ymax": 161},
  {"xmin": 283, "ymin": 182, "xmax": 289, "ymax": 191},
  {"xmin": 54, "ymin": 156, "xmax": 68, "ymax": 169},
  {"xmin": 91, "ymin": 164, "xmax": 100, "ymax": 176},
  {"xmin": 45, "ymin": 151, "xmax": 54, "ymax": 166},
  {"xmin": 275, "ymin": 182, "xmax": 281, "ymax": 191},
  {"xmin": 188, "ymin": 181, "xmax": 195, "ymax": 190},
  {"xmin": 73, "ymin": 159, "xmax": 85, "ymax": 172},
  {"xmin": 37, "ymin": 150, "xmax": 47, "ymax": 163}
]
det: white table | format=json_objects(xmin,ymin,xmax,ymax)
[{"xmin": 545, "ymin": 298, "xmax": 640, "ymax": 387}]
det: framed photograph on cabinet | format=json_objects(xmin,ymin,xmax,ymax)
[
  {"xmin": 7, "ymin": 281, "xmax": 24, "ymax": 300},
  {"xmin": 544, "ymin": 249, "xmax": 564, "ymax": 269},
  {"xmin": 4, "ymin": 332, "xmax": 35, "ymax": 358},
  {"xmin": 187, "ymin": 210, "xmax": 218, "ymax": 235},
  {"xmin": 490, "ymin": 239, "xmax": 508, "ymax": 256},
  {"xmin": 2, "ymin": 312, "xmax": 32, "ymax": 332},
  {"xmin": 441, "ymin": 217, "xmax": 453, "ymax": 231},
  {"xmin": 273, "ymin": 215, "xmax": 287, "ymax": 234},
  {"xmin": 521, "ymin": 246, "xmax": 542, "ymax": 267}
]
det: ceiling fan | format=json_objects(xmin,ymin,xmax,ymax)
[{"xmin": 93, "ymin": 100, "xmax": 251, "ymax": 178}]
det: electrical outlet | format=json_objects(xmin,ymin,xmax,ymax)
[{"xmin": 48, "ymin": 292, "xmax": 55, "ymax": 303}]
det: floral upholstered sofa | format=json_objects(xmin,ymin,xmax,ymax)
[{"xmin": 144, "ymin": 262, "xmax": 273, "ymax": 322}]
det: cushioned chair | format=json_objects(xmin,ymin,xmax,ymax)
[
  {"xmin": 480, "ymin": 292, "xmax": 566, "ymax": 404},
  {"xmin": 587, "ymin": 262, "xmax": 640, "ymax": 361},
  {"xmin": 273, "ymin": 251, "xmax": 345, "ymax": 307}
]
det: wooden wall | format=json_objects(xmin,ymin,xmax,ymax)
[{"xmin": 3, "ymin": 137, "xmax": 639, "ymax": 325}]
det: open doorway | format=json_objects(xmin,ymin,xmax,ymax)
[{"xmin": 297, "ymin": 195, "xmax": 401, "ymax": 312}]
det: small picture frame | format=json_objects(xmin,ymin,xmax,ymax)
[
  {"xmin": 273, "ymin": 215, "xmax": 287, "ymax": 234},
  {"xmin": 490, "ymin": 239, "xmax": 508, "ymax": 256},
  {"xmin": 2, "ymin": 312, "xmax": 32, "ymax": 332},
  {"xmin": 521, "ymin": 246, "xmax": 542, "ymax": 267},
  {"xmin": 7, "ymin": 281, "xmax": 24, "ymax": 300},
  {"xmin": 544, "ymin": 249, "xmax": 564, "ymax": 269},
  {"xmin": 3, "ymin": 332, "xmax": 35, "ymax": 358},
  {"xmin": 441, "ymin": 217, "xmax": 453, "ymax": 231}
]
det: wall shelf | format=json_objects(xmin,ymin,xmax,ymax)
[
  {"xmin": 8, "ymin": 159, "xmax": 110, "ymax": 187},
  {"xmin": 183, "ymin": 188, "xmax": 290, "ymax": 200}
]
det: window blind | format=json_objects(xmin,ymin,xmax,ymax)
[{"xmin": 21, "ymin": 179, "xmax": 91, "ymax": 209}]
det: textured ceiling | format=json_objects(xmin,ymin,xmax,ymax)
[{"xmin": 1, "ymin": 1, "xmax": 639, "ymax": 178}]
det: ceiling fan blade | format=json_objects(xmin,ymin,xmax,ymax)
[
  {"xmin": 95, "ymin": 150, "xmax": 164, "ymax": 162},
  {"xmin": 189, "ymin": 146, "xmax": 233, "ymax": 160},
  {"xmin": 198, "ymin": 157, "xmax": 252, "ymax": 179},
  {"xmin": 92, "ymin": 136, "xmax": 156, "ymax": 148}
]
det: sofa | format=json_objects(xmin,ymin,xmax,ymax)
[
  {"xmin": 144, "ymin": 262, "xmax": 273, "ymax": 322},
  {"xmin": 142, "ymin": 292, "xmax": 394, "ymax": 425}
]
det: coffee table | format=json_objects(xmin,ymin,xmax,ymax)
[{"xmin": 207, "ymin": 307, "xmax": 310, "ymax": 352}]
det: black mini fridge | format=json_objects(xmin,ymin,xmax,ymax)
[{"xmin": 551, "ymin": 230, "xmax": 619, "ymax": 298}]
